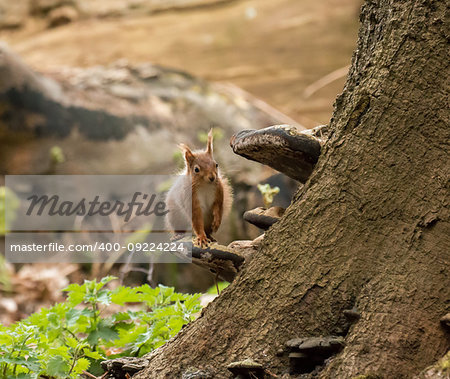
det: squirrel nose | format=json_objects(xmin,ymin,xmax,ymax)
[{"xmin": 209, "ymin": 175, "xmax": 215, "ymax": 182}]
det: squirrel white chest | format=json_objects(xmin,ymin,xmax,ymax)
[{"xmin": 196, "ymin": 183, "xmax": 216, "ymax": 214}]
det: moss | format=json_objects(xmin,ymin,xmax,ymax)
[{"xmin": 439, "ymin": 351, "xmax": 450, "ymax": 372}]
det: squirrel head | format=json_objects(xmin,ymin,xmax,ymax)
[{"xmin": 179, "ymin": 129, "xmax": 219, "ymax": 185}]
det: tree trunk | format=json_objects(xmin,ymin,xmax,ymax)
[{"xmin": 134, "ymin": 0, "xmax": 450, "ymax": 378}]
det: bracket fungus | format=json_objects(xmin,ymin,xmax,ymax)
[{"xmin": 230, "ymin": 125, "xmax": 325, "ymax": 182}]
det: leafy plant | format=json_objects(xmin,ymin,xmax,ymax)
[
  {"xmin": 0, "ymin": 187, "xmax": 20, "ymax": 235},
  {"xmin": 0, "ymin": 255, "xmax": 11, "ymax": 292},
  {"xmin": 257, "ymin": 183, "xmax": 280, "ymax": 209},
  {"xmin": 0, "ymin": 277, "xmax": 202, "ymax": 378},
  {"xmin": 49, "ymin": 146, "xmax": 65, "ymax": 165}
]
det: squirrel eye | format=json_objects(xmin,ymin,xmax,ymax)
[
  {"xmin": 215, "ymin": 163, "xmax": 218, "ymax": 168},
  {"xmin": 194, "ymin": 167, "xmax": 200, "ymax": 173}
]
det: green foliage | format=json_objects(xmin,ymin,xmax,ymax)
[
  {"xmin": 0, "ymin": 186, "xmax": 20, "ymax": 235},
  {"xmin": 206, "ymin": 281, "xmax": 229, "ymax": 294},
  {"xmin": 257, "ymin": 183, "xmax": 280, "ymax": 209},
  {"xmin": 49, "ymin": 146, "xmax": 65, "ymax": 165},
  {"xmin": 0, "ymin": 255, "xmax": 11, "ymax": 292},
  {"xmin": 0, "ymin": 254, "xmax": 11, "ymax": 292},
  {"xmin": 0, "ymin": 277, "xmax": 202, "ymax": 378},
  {"xmin": 197, "ymin": 127, "xmax": 224, "ymax": 144},
  {"xmin": 439, "ymin": 351, "xmax": 450, "ymax": 372},
  {"xmin": 172, "ymin": 150, "xmax": 185, "ymax": 169}
]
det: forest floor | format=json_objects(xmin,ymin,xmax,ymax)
[{"xmin": 0, "ymin": 0, "xmax": 360, "ymax": 128}]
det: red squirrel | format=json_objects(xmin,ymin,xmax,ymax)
[{"xmin": 166, "ymin": 130, "xmax": 232, "ymax": 247}]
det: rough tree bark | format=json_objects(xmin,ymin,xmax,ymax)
[{"xmin": 134, "ymin": 0, "xmax": 450, "ymax": 378}]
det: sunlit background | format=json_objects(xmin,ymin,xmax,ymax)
[{"xmin": 0, "ymin": 0, "xmax": 361, "ymax": 324}]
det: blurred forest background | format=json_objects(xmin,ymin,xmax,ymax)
[
  {"xmin": 1, "ymin": 0, "xmax": 360, "ymax": 125},
  {"xmin": 0, "ymin": 0, "xmax": 361, "ymax": 325}
]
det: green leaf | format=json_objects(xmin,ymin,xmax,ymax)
[
  {"xmin": 136, "ymin": 284, "xmax": 159, "ymax": 306},
  {"xmin": 96, "ymin": 290, "xmax": 112, "ymax": 306},
  {"xmin": 185, "ymin": 294, "xmax": 202, "ymax": 310},
  {"xmin": 99, "ymin": 276, "xmax": 117, "ymax": 287},
  {"xmin": 152, "ymin": 306, "xmax": 178, "ymax": 319},
  {"xmin": 65, "ymin": 336, "xmax": 79, "ymax": 349},
  {"xmin": 87, "ymin": 320, "xmax": 118, "ymax": 346},
  {"xmin": 114, "ymin": 325, "xmax": 146, "ymax": 347},
  {"xmin": 82, "ymin": 349, "xmax": 104, "ymax": 360},
  {"xmin": 21, "ymin": 356, "xmax": 41, "ymax": 372},
  {"xmin": 158, "ymin": 285, "xmax": 174, "ymax": 301},
  {"xmin": 0, "ymin": 276, "xmax": 204, "ymax": 376},
  {"xmin": 111, "ymin": 311, "xmax": 134, "ymax": 322},
  {"xmin": 71, "ymin": 357, "xmax": 90, "ymax": 377},
  {"xmin": 63, "ymin": 283, "xmax": 86, "ymax": 307},
  {"xmin": 46, "ymin": 356, "xmax": 70, "ymax": 377},
  {"xmin": 206, "ymin": 281, "xmax": 229, "ymax": 294},
  {"xmin": 111, "ymin": 286, "xmax": 140, "ymax": 305},
  {"xmin": 65, "ymin": 308, "xmax": 82, "ymax": 326}
]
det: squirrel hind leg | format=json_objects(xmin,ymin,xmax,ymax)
[
  {"xmin": 204, "ymin": 223, "xmax": 216, "ymax": 242},
  {"xmin": 205, "ymin": 227, "xmax": 216, "ymax": 242}
]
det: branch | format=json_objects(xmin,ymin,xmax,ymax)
[
  {"xmin": 191, "ymin": 244, "xmax": 245, "ymax": 282},
  {"xmin": 101, "ymin": 357, "xmax": 150, "ymax": 378}
]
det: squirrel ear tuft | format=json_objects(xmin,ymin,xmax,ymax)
[
  {"xmin": 206, "ymin": 129, "xmax": 213, "ymax": 155},
  {"xmin": 179, "ymin": 143, "xmax": 195, "ymax": 165}
]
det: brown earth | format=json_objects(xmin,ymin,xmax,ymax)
[{"xmin": 0, "ymin": 0, "xmax": 361, "ymax": 128}]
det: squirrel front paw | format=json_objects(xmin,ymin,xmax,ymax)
[{"xmin": 195, "ymin": 234, "xmax": 209, "ymax": 248}]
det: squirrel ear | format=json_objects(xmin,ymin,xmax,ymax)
[
  {"xmin": 179, "ymin": 143, "xmax": 195, "ymax": 165},
  {"xmin": 206, "ymin": 129, "xmax": 213, "ymax": 155}
]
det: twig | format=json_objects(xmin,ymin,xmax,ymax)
[
  {"xmin": 265, "ymin": 368, "xmax": 279, "ymax": 377},
  {"xmin": 215, "ymin": 83, "xmax": 307, "ymax": 130},
  {"xmin": 303, "ymin": 65, "xmax": 350, "ymax": 98},
  {"xmin": 119, "ymin": 247, "xmax": 136, "ymax": 285},
  {"xmin": 214, "ymin": 272, "xmax": 220, "ymax": 295},
  {"xmin": 82, "ymin": 371, "xmax": 99, "ymax": 379}
]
